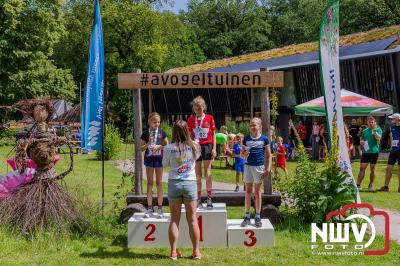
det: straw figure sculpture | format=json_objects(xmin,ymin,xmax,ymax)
[{"xmin": 0, "ymin": 99, "xmax": 83, "ymax": 234}]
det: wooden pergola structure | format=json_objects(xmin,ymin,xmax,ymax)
[{"xmin": 118, "ymin": 69, "xmax": 284, "ymax": 197}]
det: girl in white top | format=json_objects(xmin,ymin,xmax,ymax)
[{"xmin": 162, "ymin": 120, "xmax": 202, "ymax": 260}]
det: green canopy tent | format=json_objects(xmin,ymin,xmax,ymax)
[{"xmin": 295, "ymin": 89, "xmax": 393, "ymax": 116}]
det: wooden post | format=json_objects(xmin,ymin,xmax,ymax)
[
  {"xmin": 250, "ymin": 88, "xmax": 254, "ymax": 118},
  {"xmin": 149, "ymin": 89, "xmax": 152, "ymax": 114},
  {"xmin": 260, "ymin": 68, "xmax": 272, "ymax": 195},
  {"xmin": 132, "ymin": 69, "xmax": 143, "ymax": 195}
]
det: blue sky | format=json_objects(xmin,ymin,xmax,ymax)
[{"xmin": 164, "ymin": 0, "xmax": 189, "ymax": 13}]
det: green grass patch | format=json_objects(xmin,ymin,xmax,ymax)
[{"xmin": 0, "ymin": 146, "xmax": 399, "ymax": 265}]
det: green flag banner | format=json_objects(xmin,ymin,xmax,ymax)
[{"xmin": 319, "ymin": 0, "xmax": 360, "ymax": 202}]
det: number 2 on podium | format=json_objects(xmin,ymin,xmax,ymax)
[
  {"xmin": 144, "ymin": 224, "xmax": 156, "ymax": 241},
  {"xmin": 144, "ymin": 216, "xmax": 203, "ymax": 242}
]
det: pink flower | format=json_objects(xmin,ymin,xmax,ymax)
[
  {"xmin": 326, "ymin": 28, "xmax": 330, "ymax": 32},
  {"xmin": 327, "ymin": 8, "xmax": 332, "ymax": 17}
]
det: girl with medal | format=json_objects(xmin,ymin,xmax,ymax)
[
  {"xmin": 140, "ymin": 112, "xmax": 168, "ymax": 218},
  {"xmin": 187, "ymin": 96, "xmax": 216, "ymax": 209}
]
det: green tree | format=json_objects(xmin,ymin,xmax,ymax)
[
  {"xmin": 185, "ymin": 0, "xmax": 274, "ymax": 59},
  {"xmin": 55, "ymin": 0, "xmax": 205, "ymax": 134},
  {"xmin": 340, "ymin": 0, "xmax": 400, "ymax": 35},
  {"xmin": 0, "ymin": 0, "xmax": 76, "ymax": 106},
  {"xmin": 263, "ymin": 0, "xmax": 400, "ymax": 47}
]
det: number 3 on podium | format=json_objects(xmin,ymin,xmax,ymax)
[{"xmin": 244, "ymin": 230, "xmax": 257, "ymax": 247}]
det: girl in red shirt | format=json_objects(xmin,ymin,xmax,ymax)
[
  {"xmin": 274, "ymin": 136, "xmax": 287, "ymax": 175},
  {"xmin": 187, "ymin": 96, "xmax": 216, "ymax": 209}
]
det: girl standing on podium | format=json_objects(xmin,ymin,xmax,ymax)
[
  {"xmin": 187, "ymin": 96, "xmax": 216, "ymax": 209},
  {"xmin": 140, "ymin": 112, "xmax": 168, "ymax": 219},
  {"xmin": 163, "ymin": 120, "xmax": 202, "ymax": 260},
  {"xmin": 240, "ymin": 117, "xmax": 272, "ymax": 228}
]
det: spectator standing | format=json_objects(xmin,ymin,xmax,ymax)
[
  {"xmin": 311, "ymin": 120, "xmax": 320, "ymax": 160},
  {"xmin": 349, "ymin": 118, "xmax": 362, "ymax": 160},
  {"xmin": 378, "ymin": 113, "xmax": 400, "ymax": 193},
  {"xmin": 356, "ymin": 116, "xmax": 382, "ymax": 191},
  {"xmin": 296, "ymin": 121, "xmax": 307, "ymax": 147}
]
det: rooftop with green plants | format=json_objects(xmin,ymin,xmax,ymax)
[{"xmin": 168, "ymin": 25, "xmax": 400, "ymax": 73}]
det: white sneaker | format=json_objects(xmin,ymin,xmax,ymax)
[
  {"xmin": 157, "ymin": 208, "xmax": 164, "ymax": 219},
  {"xmin": 368, "ymin": 184, "xmax": 374, "ymax": 192},
  {"xmin": 143, "ymin": 208, "xmax": 153, "ymax": 218},
  {"xmin": 197, "ymin": 199, "xmax": 203, "ymax": 209}
]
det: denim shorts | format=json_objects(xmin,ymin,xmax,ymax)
[{"xmin": 168, "ymin": 179, "xmax": 197, "ymax": 201}]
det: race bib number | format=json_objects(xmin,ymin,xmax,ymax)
[
  {"xmin": 392, "ymin": 140, "xmax": 399, "ymax": 147},
  {"xmin": 194, "ymin": 127, "xmax": 209, "ymax": 140},
  {"xmin": 363, "ymin": 141, "xmax": 369, "ymax": 152}
]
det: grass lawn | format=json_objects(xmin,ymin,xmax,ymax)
[
  {"xmin": 212, "ymin": 159, "xmax": 400, "ymax": 212},
  {"xmin": 0, "ymin": 145, "xmax": 399, "ymax": 265}
]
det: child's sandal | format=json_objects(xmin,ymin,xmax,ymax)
[
  {"xmin": 192, "ymin": 250, "xmax": 201, "ymax": 260},
  {"xmin": 169, "ymin": 250, "xmax": 182, "ymax": 260}
]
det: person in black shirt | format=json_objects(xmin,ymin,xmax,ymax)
[
  {"xmin": 349, "ymin": 118, "xmax": 362, "ymax": 159},
  {"xmin": 140, "ymin": 112, "xmax": 168, "ymax": 218}
]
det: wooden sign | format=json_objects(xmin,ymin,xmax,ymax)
[{"xmin": 118, "ymin": 71, "xmax": 284, "ymax": 89}]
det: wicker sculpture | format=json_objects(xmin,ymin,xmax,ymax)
[{"xmin": 0, "ymin": 99, "xmax": 83, "ymax": 233}]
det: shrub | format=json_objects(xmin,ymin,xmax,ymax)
[
  {"xmin": 96, "ymin": 124, "xmax": 121, "ymax": 160},
  {"xmin": 314, "ymin": 120, "xmax": 357, "ymax": 223},
  {"xmin": 160, "ymin": 120, "xmax": 172, "ymax": 140},
  {"xmin": 237, "ymin": 122, "xmax": 250, "ymax": 136},
  {"xmin": 226, "ymin": 120, "xmax": 237, "ymax": 134},
  {"xmin": 286, "ymin": 136, "xmax": 320, "ymax": 223},
  {"xmin": 285, "ymin": 119, "xmax": 357, "ymax": 224},
  {"xmin": 0, "ymin": 128, "xmax": 18, "ymax": 146}
]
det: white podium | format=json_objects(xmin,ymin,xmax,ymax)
[
  {"xmin": 128, "ymin": 213, "xmax": 170, "ymax": 247},
  {"xmin": 178, "ymin": 203, "xmax": 227, "ymax": 247},
  {"xmin": 127, "ymin": 204, "xmax": 275, "ymax": 248},
  {"xmin": 227, "ymin": 219, "xmax": 274, "ymax": 247}
]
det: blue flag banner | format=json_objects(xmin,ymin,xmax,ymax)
[{"xmin": 81, "ymin": 0, "xmax": 104, "ymax": 151}]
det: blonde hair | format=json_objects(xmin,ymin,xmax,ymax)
[
  {"xmin": 277, "ymin": 136, "xmax": 283, "ymax": 142},
  {"xmin": 220, "ymin": 125, "xmax": 227, "ymax": 132},
  {"xmin": 191, "ymin": 96, "xmax": 207, "ymax": 111},
  {"xmin": 148, "ymin": 112, "xmax": 161, "ymax": 123},
  {"xmin": 236, "ymin": 133, "xmax": 244, "ymax": 139},
  {"xmin": 227, "ymin": 133, "xmax": 236, "ymax": 140},
  {"xmin": 250, "ymin": 117, "xmax": 262, "ymax": 127}
]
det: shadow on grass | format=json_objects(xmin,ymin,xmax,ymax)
[
  {"xmin": 79, "ymin": 246, "xmax": 167, "ymax": 260},
  {"xmin": 111, "ymin": 234, "xmax": 127, "ymax": 247}
]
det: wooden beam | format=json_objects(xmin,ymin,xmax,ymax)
[
  {"xmin": 118, "ymin": 71, "xmax": 284, "ymax": 89},
  {"xmin": 132, "ymin": 69, "xmax": 143, "ymax": 195},
  {"xmin": 250, "ymin": 88, "xmax": 254, "ymax": 118},
  {"xmin": 127, "ymin": 192, "xmax": 282, "ymax": 207}
]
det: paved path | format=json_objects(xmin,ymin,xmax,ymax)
[
  {"xmin": 115, "ymin": 159, "xmax": 399, "ymax": 244},
  {"xmin": 364, "ymin": 208, "xmax": 400, "ymax": 245}
]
